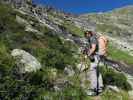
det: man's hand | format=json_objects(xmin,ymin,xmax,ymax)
[
  {"xmin": 88, "ymin": 44, "xmax": 96, "ymax": 56},
  {"xmin": 82, "ymin": 47, "xmax": 89, "ymax": 55}
]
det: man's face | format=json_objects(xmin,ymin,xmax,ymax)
[{"xmin": 85, "ymin": 33, "xmax": 91, "ymax": 38}]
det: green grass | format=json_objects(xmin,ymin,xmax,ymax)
[
  {"xmin": 100, "ymin": 67, "xmax": 131, "ymax": 91},
  {"xmin": 101, "ymin": 89, "xmax": 130, "ymax": 100},
  {"xmin": 0, "ymin": 2, "xmax": 133, "ymax": 99},
  {"xmin": 62, "ymin": 21, "xmax": 84, "ymax": 37},
  {"xmin": 96, "ymin": 24, "xmax": 122, "ymax": 36},
  {"xmin": 108, "ymin": 44, "xmax": 133, "ymax": 64},
  {"xmin": 0, "ymin": 3, "xmax": 81, "ymax": 99}
]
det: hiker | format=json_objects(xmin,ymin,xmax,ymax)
[{"xmin": 83, "ymin": 31, "xmax": 108, "ymax": 96}]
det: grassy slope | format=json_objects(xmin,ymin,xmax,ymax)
[
  {"xmin": 85, "ymin": 7, "xmax": 133, "ymax": 65},
  {"xmin": 81, "ymin": 13, "xmax": 133, "ymax": 64},
  {"xmin": 62, "ymin": 20, "xmax": 84, "ymax": 37},
  {"xmin": 108, "ymin": 44, "xmax": 133, "ymax": 65},
  {"xmin": 41, "ymin": 5, "xmax": 133, "ymax": 99},
  {"xmin": 0, "ymin": 3, "xmax": 132, "ymax": 99},
  {"xmin": 0, "ymin": 3, "xmax": 85, "ymax": 99}
]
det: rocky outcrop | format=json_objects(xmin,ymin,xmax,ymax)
[
  {"xmin": 1, "ymin": 0, "xmax": 32, "ymax": 8},
  {"xmin": 11, "ymin": 49, "xmax": 41, "ymax": 73}
]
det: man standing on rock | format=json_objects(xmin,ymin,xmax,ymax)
[{"xmin": 83, "ymin": 31, "xmax": 104, "ymax": 96}]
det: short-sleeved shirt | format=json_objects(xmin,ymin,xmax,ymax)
[{"xmin": 87, "ymin": 34, "xmax": 99, "ymax": 52}]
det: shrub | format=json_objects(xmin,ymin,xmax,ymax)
[
  {"xmin": 62, "ymin": 21, "xmax": 84, "ymax": 37},
  {"xmin": 100, "ymin": 67, "xmax": 131, "ymax": 91},
  {"xmin": 0, "ymin": 3, "xmax": 84, "ymax": 99},
  {"xmin": 0, "ymin": 4, "xmax": 25, "ymax": 33}
]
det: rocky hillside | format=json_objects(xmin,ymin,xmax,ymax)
[
  {"xmin": 79, "ymin": 6, "xmax": 133, "ymax": 56},
  {"xmin": 0, "ymin": 0, "xmax": 133, "ymax": 99}
]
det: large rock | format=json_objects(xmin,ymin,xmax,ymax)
[{"xmin": 11, "ymin": 49, "xmax": 41, "ymax": 73}]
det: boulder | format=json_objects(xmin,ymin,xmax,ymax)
[{"xmin": 11, "ymin": 49, "xmax": 41, "ymax": 73}]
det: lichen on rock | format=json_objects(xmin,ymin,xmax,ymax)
[{"xmin": 11, "ymin": 49, "xmax": 41, "ymax": 73}]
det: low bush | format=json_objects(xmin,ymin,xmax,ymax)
[{"xmin": 100, "ymin": 67, "xmax": 131, "ymax": 91}]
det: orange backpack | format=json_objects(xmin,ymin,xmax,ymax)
[{"xmin": 98, "ymin": 35, "xmax": 108, "ymax": 56}]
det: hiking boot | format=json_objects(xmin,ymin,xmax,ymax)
[
  {"xmin": 85, "ymin": 89, "xmax": 97, "ymax": 96},
  {"xmin": 93, "ymin": 88, "xmax": 103, "ymax": 95},
  {"xmin": 98, "ymin": 88, "xmax": 103, "ymax": 94}
]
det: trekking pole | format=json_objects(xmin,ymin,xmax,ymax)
[
  {"xmin": 96, "ymin": 56, "xmax": 101, "ymax": 95},
  {"xmin": 75, "ymin": 53, "xmax": 84, "ymax": 79},
  {"xmin": 77, "ymin": 53, "xmax": 88, "ymax": 78},
  {"xmin": 84, "ymin": 55, "xmax": 88, "ymax": 79},
  {"xmin": 96, "ymin": 59, "xmax": 100, "ymax": 96},
  {"xmin": 96, "ymin": 56, "xmax": 108, "ymax": 95},
  {"xmin": 96, "ymin": 55, "xmax": 104, "ymax": 96},
  {"xmin": 102, "ymin": 56, "xmax": 108, "ymax": 70},
  {"xmin": 79, "ymin": 53, "xmax": 84, "ymax": 73}
]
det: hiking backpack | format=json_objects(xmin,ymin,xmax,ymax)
[{"xmin": 98, "ymin": 35, "xmax": 108, "ymax": 56}]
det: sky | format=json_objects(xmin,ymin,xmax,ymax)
[{"xmin": 33, "ymin": 0, "xmax": 133, "ymax": 14}]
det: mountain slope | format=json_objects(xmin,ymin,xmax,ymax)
[
  {"xmin": 79, "ymin": 6, "xmax": 133, "ymax": 56},
  {"xmin": 0, "ymin": 0, "xmax": 133, "ymax": 99},
  {"xmin": 0, "ymin": 2, "xmax": 83, "ymax": 99}
]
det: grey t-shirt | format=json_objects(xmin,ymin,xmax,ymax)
[{"xmin": 88, "ymin": 34, "xmax": 98, "ymax": 52}]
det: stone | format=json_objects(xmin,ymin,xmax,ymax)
[
  {"xmin": 25, "ymin": 25, "xmax": 43, "ymax": 35},
  {"xmin": 107, "ymin": 85, "xmax": 120, "ymax": 92},
  {"xmin": 11, "ymin": 49, "xmax": 41, "ymax": 73},
  {"xmin": 64, "ymin": 66, "xmax": 75, "ymax": 76},
  {"xmin": 16, "ymin": 15, "xmax": 29, "ymax": 25},
  {"xmin": 53, "ymin": 78, "xmax": 71, "ymax": 91}
]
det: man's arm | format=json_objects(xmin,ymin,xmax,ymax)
[{"xmin": 88, "ymin": 44, "xmax": 96, "ymax": 56}]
